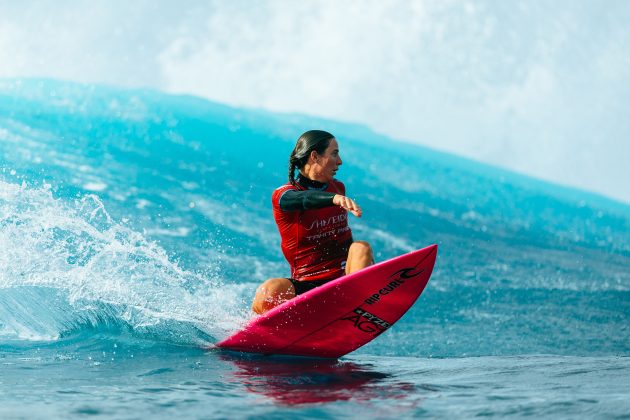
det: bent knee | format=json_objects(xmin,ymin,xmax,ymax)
[
  {"xmin": 350, "ymin": 240, "xmax": 373, "ymax": 256},
  {"xmin": 257, "ymin": 278, "xmax": 294, "ymax": 296},
  {"xmin": 252, "ymin": 278, "xmax": 295, "ymax": 314}
]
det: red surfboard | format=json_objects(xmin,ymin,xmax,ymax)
[{"xmin": 217, "ymin": 244, "xmax": 437, "ymax": 358}]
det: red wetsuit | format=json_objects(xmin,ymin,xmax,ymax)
[{"xmin": 272, "ymin": 176, "xmax": 354, "ymax": 283}]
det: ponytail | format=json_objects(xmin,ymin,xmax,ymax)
[{"xmin": 288, "ymin": 161, "xmax": 299, "ymax": 186}]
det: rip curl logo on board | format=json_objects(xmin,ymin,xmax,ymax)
[
  {"xmin": 341, "ymin": 307, "xmax": 391, "ymax": 336},
  {"xmin": 392, "ymin": 266, "xmax": 425, "ymax": 280},
  {"xmin": 364, "ymin": 266, "xmax": 425, "ymax": 305}
]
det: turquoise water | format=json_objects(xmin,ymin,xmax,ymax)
[{"xmin": 1, "ymin": 79, "xmax": 629, "ymax": 418}]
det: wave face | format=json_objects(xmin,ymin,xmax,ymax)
[{"xmin": 1, "ymin": 78, "xmax": 629, "ymax": 356}]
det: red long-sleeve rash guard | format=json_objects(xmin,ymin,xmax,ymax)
[{"xmin": 272, "ymin": 176, "xmax": 354, "ymax": 282}]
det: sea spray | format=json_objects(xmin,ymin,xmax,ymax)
[{"xmin": 0, "ymin": 179, "xmax": 250, "ymax": 344}]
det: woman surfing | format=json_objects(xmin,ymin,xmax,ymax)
[{"xmin": 252, "ymin": 130, "xmax": 374, "ymax": 314}]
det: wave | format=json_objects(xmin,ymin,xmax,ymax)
[
  {"xmin": 0, "ymin": 180, "xmax": 250, "ymax": 344},
  {"xmin": 1, "ymin": 79, "xmax": 629, "ymax": 356}
]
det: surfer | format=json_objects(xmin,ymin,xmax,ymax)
[{"xmin": 252, "ymin": 130, "xmax": 374, "ymax": 314}]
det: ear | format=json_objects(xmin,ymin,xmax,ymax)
[{"xmin": 309, "ymin": 150, "xmax": 319, "ymax": 163}]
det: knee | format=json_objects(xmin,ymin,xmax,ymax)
[
  {"xmin": 252, "ymin": 278, "xmax": 295, "ymax": 314},
  {"xmin": 257, "ymin": 278, "xmax": 293, "ymax": 295},
  {"xmin": 350, "ymin": 240, "xmax": 373, "ymax": 259}
]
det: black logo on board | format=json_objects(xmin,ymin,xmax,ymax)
[
  {"xmin": 364, "ymin": 266, "xmax": 425, "ymax": 305},
  {"xmin": 341, "ymin": 307, "xmax": 391, "ymax": 336}
]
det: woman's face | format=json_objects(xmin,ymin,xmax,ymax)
[{"xmin": 314, "ymin": 138, "xmax": 342, "ymax": 183}]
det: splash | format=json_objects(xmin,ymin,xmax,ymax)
[{"xmin": 0, "ymin": 179, "xmax": 251, "ymax": 344}]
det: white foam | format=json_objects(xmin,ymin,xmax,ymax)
[{"xmin": 0, "ymin": 180, "xmax": 251, "ymax": 343}]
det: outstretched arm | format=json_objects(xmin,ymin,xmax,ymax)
[{"xmin": 279, "ymin": 190, "xmax": 362, "ymax": 217}]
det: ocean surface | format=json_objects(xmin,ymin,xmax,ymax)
[{"xmin": 1, "ymin": 79, "xmax": 629, "ymax": 419}]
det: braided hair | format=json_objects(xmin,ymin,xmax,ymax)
[{"xmin": 288, "ymin": 130, "xmax": 335, "ymax": 186}]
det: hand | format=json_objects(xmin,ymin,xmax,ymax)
[{"xmin": 333, "ymin": 194, "xmax": 362, "ymax": 217}]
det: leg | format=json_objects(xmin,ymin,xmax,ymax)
[
  {"xmin": 251, "ymin": 278, "xmax": 296, "ymax": 315},
  {"xmin": 345, "ymin": 240, "xmax": 374, "ymax": 275}
]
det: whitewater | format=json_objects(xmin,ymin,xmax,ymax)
[{"xmin": 1, "ymin": 79, "xmax": 629, "ymax": 418}]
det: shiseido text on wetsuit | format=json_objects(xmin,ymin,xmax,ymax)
[{"xmin": 304, "ymin": 213, "xmax": 348, "ymax": 231}]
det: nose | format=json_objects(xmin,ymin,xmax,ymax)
[{"xmin": 338, "ymin": 155, "xmax": 343, "ymax": 166}]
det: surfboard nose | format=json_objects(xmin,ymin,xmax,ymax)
[
  {"xmin": 421, "ymin": 243, "xmax": 438, "ymax": 257},
  {"xmin": 417, "ymin": 244, "xmax": 438, "ymax": 271}
]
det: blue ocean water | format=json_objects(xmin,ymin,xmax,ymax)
[{"xmin": 1, "ymin": 79, "xmax": 629, "ymax": 418}]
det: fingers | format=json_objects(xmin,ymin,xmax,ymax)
[{"xmin": 333, "ymin": 194, "xmax": 362, "ymax": 217}]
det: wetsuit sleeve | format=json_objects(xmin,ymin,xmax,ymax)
[{"xmin": 279, "ymin": 190, "xmax": 336, "ymax": 211}]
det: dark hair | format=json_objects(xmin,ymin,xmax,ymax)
[{"xmin": 288, "ymin": 130, "xmax": 335, "ymax": 186}]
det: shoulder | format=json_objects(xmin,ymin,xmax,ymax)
[
  {"xmin": 272, "ymin": 183, "xmax": 299, "ymax": 205},
  {"xmin": 332, "ymin": 179, "xmax": 345, "ymax": 189},
  {"xmin": 330, "ymin": 179, "xmax": 346, "ymax": 195}
]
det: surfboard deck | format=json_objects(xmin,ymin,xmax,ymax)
[{"xmin": 216, "ymin": 244, "xmax": 438, "ymax": 359}]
